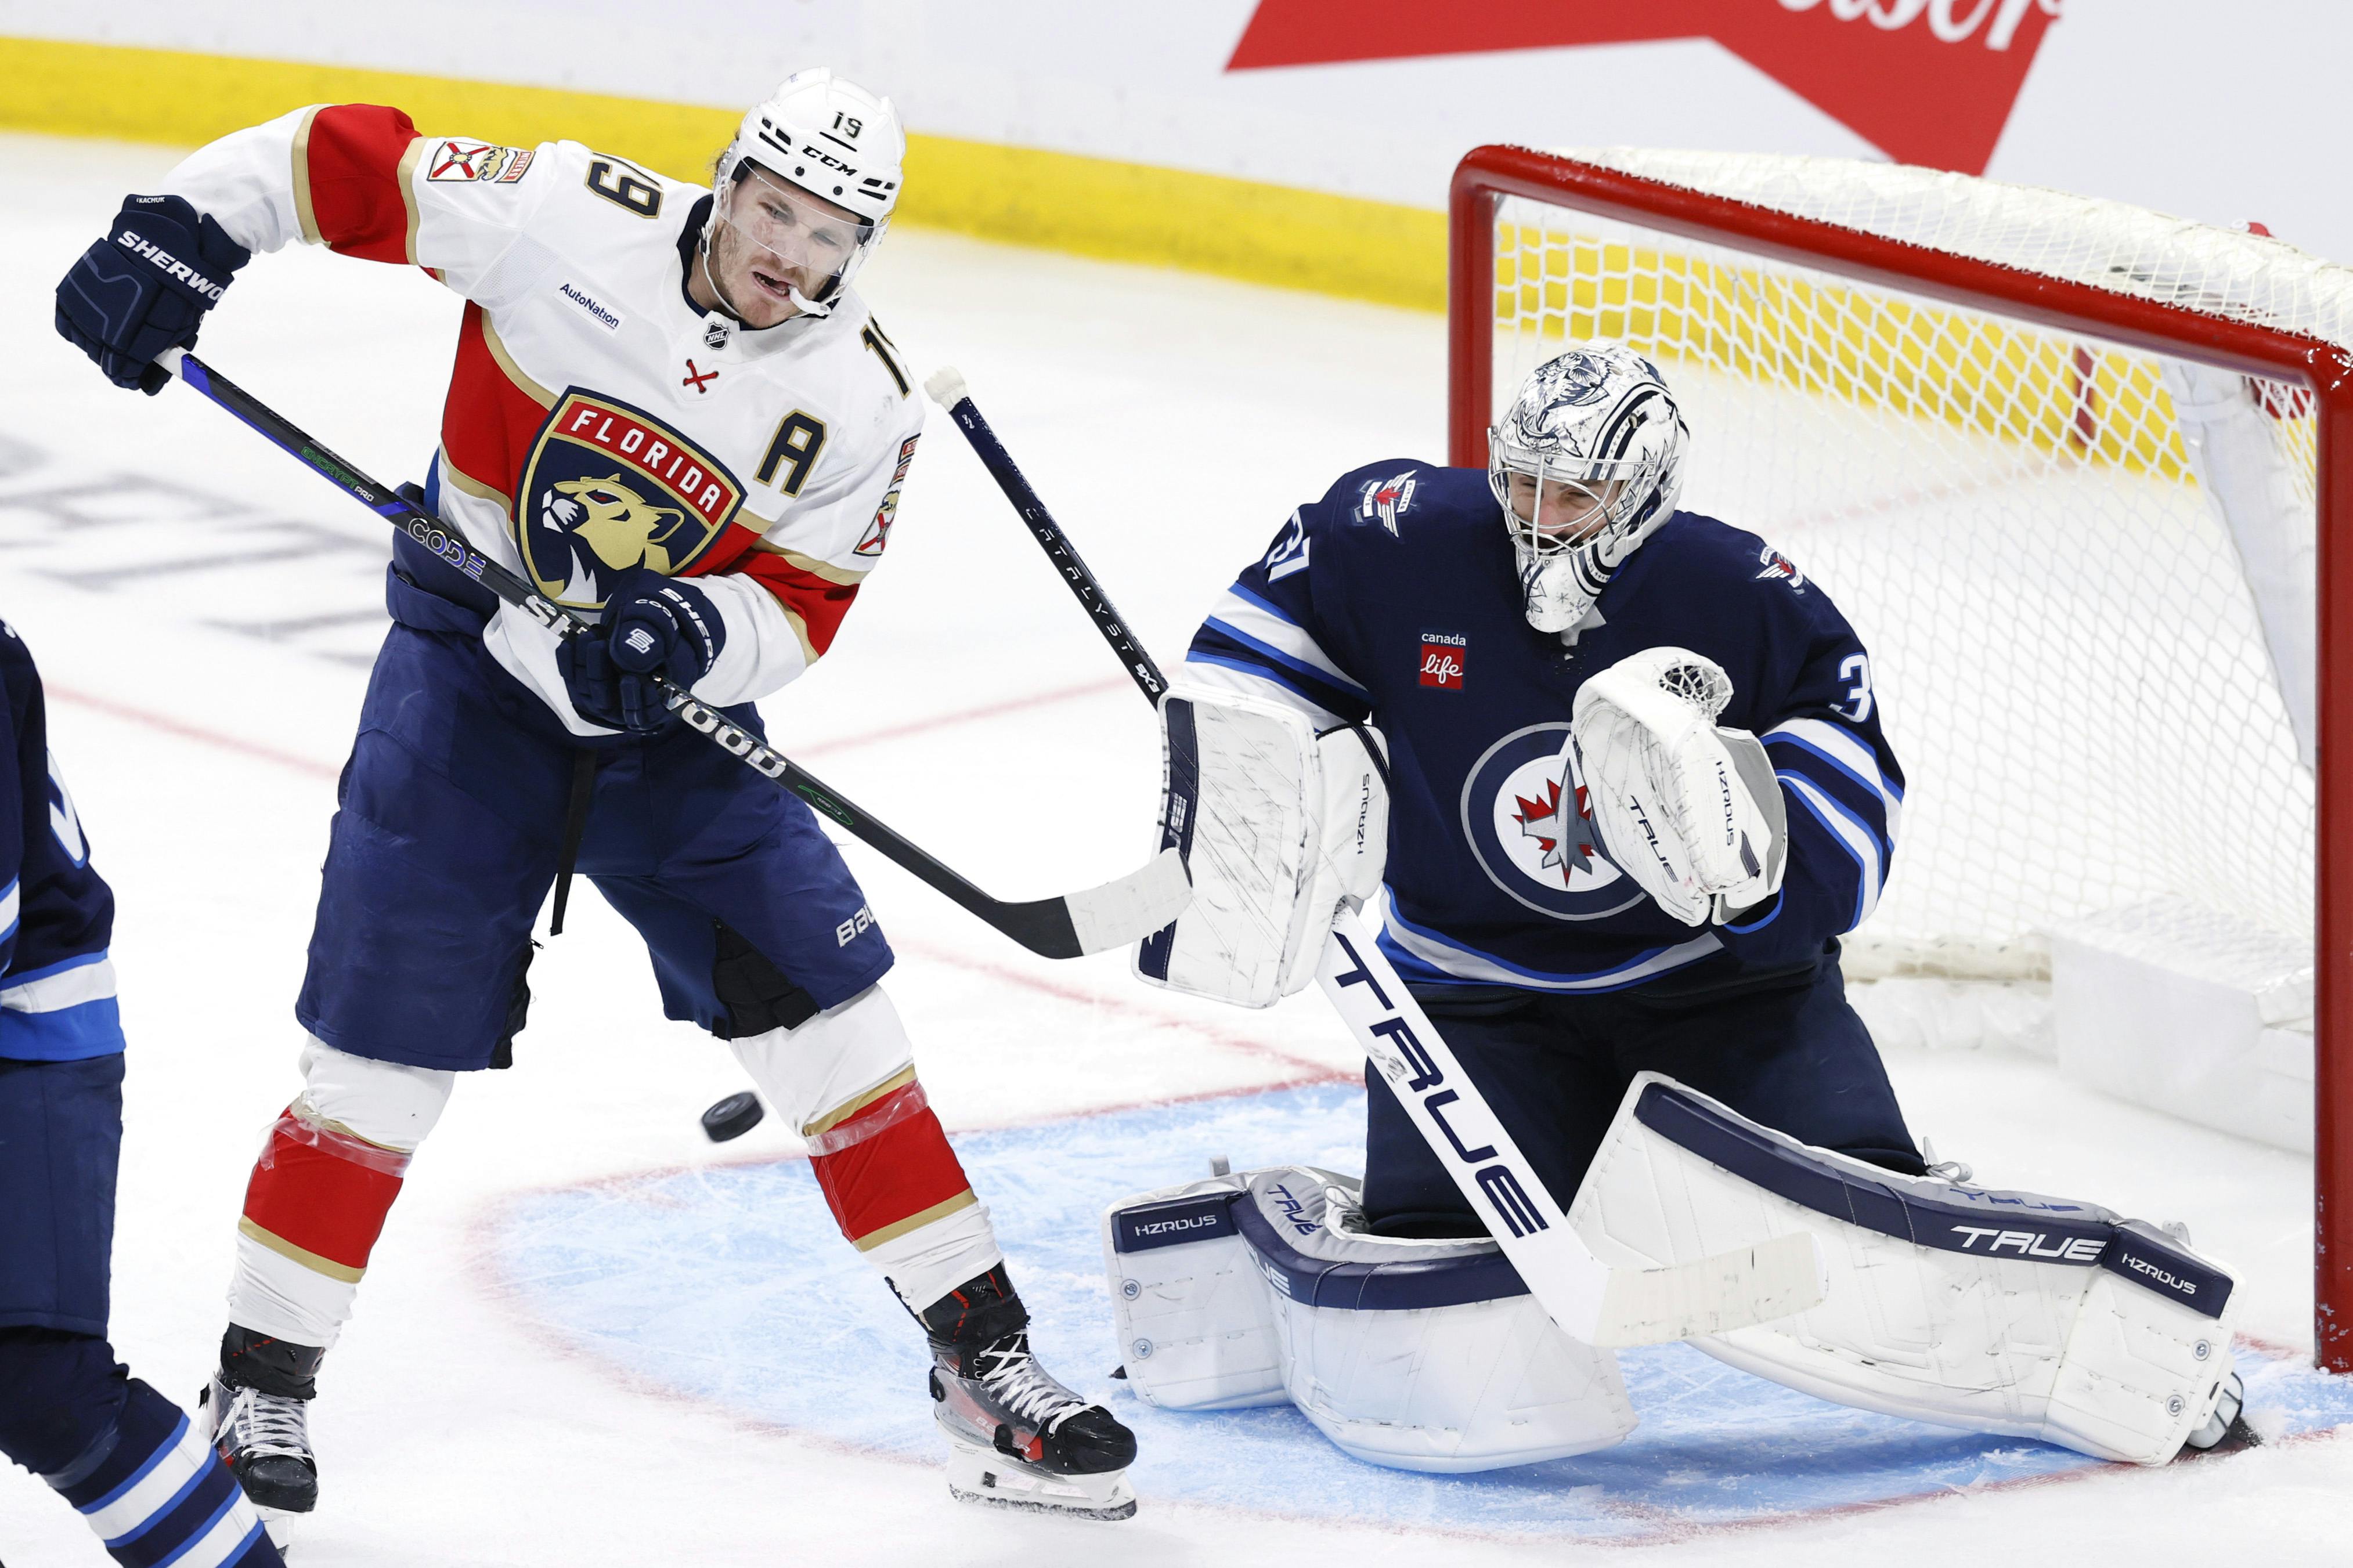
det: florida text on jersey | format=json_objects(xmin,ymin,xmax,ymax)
[
  {"xmin": 1186, "ymin": 461, "xmax": 1905, "ymax": 994},
  {"xmin": 157, "ymin": 106, "xmax": 923, "ymax": 733}
]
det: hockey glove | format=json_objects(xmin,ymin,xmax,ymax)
[
  {"xmin": 558, "ymin": 568, "xmax": 727, "ymax": 733},
  {"xmin": 1570, "ymin": 646, "xmax": 1786, "ymax": 926},
  {"xmin": 55, "ymin": 194, "xmax": 250, "ymax": 395}
]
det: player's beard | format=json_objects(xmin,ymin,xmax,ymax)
[{"xmin": 703, "ymin": 222, "xmax": 806, "ymax": 328}]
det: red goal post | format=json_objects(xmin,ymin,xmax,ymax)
[{"xmin": 1447, "ymin": 143, "xmax": 2353, "ymax": 1371}]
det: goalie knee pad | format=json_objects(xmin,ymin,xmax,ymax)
[
  {"xmin": 1136, "ymin": 687, "xmax": 1387, "ymax": 1007},
  {"xmin": 1569, "ymin": 1073, "xmax": 2239, "ymax": 1465},
  {"xmin": 1106, "ymin": 1165, "xmax": 1633, "ymax": 1472}
]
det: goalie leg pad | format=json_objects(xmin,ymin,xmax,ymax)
[
  {"xmin": 1136, "ymin": 687, "xmax": 1387, "ymax": 1008},
  {"xmin": 1103, "ymin": 1173, "xmax": 1291, "ymax": 1412},
  {"xmin": 1569, "ymin": 1073, "xmax": 2239, "ymax": 1465},
  {"xmin": 1105, "ymin": 1166, "xmax": 1636, "ymax": 1470}
]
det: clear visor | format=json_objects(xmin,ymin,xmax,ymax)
[
  {"xmin": 717, "ymin": 167, "xmax": 873, "ymax": 296},
  {"xmin": 1487, "ymin": 438, "xmax": 1639, "ymax": 556}
]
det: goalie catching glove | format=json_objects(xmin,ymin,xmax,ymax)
[
  {"xmin": 1571, "ymin": 646, "xmax": 1785, "ymax": 927},
  {"xmin": 1135, "ymin": 687, "xmax": 1387, "ymax": 1007}
]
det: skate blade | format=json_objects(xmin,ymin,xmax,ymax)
[
  {"xmin": 259, "ymin": 1508, "xmax": 298, "ymax": 1555},
  {"xmin": 944, "ymin": 1440, "xmax": 1137, "ymax": 1522}
]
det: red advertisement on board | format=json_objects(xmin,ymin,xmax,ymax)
[{"xmin": 1227, "ymin": 0, "xmax": 2063, "ymax": 175}]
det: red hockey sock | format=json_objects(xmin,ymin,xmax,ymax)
[
  {"xmin": 237, "ymin": 1105, "xmax": 412, "ymax": 1282},
  {"xmin": 804, "ymin": 1076, "xmax": 976, "ymax": 1250}
]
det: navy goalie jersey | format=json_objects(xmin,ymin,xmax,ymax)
[
  {"xmin": 1186, "ymin": 461, "xmax": 1904, "ymax": 995},
  {"xmin": 0, "ymin": 624, "xmax": 120, "ymax": 1060}
]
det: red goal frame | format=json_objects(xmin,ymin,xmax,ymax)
[{"xmin": 1446, "ymin": 143, "xmax": 2353, "ymax": 1372}]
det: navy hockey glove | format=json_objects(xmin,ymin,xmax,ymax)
[
  {"xmin": 55, "ymin": 194, "xmax": 250, "ymax": 395},
  {"xmin": 558, "ymin": 568, "xmax": 728, "ymax": 733}
]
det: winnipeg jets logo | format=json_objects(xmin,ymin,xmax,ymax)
[
  {"xmin": 1356, "ymin": 471, "xmax": 1417, "ymax": 535},
  {"xmin": 1511, "ymin": 776, "xmax": 1597, "ymax": 878},
  {"xmin": 1461, "ymin": 724, "xmax": 1639, "ymax": 922},
  {"xmin": 1755, "ymin": 543, "xmax": 1806, "ymax": 590}
]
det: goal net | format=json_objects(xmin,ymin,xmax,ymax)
[{"xmin": 1449, "ymin": 146, "xmax": 2352, "ymax": 1367}]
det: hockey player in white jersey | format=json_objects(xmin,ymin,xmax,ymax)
[
  {"xmin": 54, "ymin": 70, "xmax": 1136, "ymax": 1534},
  {"xmin": 1109, "ymin": 345, "xmax": 2247, "ymax": 1475}
]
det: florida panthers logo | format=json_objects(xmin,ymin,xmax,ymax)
[
  {"xmin": 517, "ymin": 389, "xmax": 744, "ymax": 608},
  {"xmin": 1460, "ymin": 722, "xmax": 1644, "ymax": 921}
]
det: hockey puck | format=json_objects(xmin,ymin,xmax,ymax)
[{"xmin": 701, "ymin": 1091, "xmax": 765, "ymax": 1143}]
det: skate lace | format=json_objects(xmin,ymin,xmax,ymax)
[
  {"xmin": 222, "ymin": 1385, "xmax": 311, "ymax": 1461},
  {"xmin": 973, "ymin": 1334, "xmax": 1087, "ymax": 1433}
]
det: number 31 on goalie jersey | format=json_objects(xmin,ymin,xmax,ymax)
[{"xmin": 1836, "ymin": 653, "xmax": 1874, "ymax": 722}]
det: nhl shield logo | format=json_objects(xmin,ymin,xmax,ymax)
[
  {"xmin": 1459, "ymin": 722, "xmax": 1644, "ymax": 922},
  {"xmin": 518, "ymin": 389, "xmax": 744, "ymax": 608}
]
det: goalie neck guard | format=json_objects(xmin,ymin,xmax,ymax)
[
  {"xmin": 704, "ymin": 67, "xmax": 905, "ymax": 319},
  {"xmin": 1489, "ymin": 345, "xmax": 1689, "ymax": 635}
]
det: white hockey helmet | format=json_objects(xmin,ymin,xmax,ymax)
[
  {"xmin": 1489, "ymin": 345, "xmax": 1690, "ymax": 634},
  {"xmin": 709, "ymin": 68, "xmax": 906, "ymax": 317}
]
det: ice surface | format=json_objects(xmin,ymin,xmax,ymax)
[
  {"xmin": 0, "ymin": 133, "xmax": 2344, "ymax": 1565},
  {"xmin": 484, "ymin": 1082, "xmax": 2353, "ymax": 1542}
]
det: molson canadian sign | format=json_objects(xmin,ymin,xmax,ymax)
[{"xmin": 1228, "ymin": 0, "xmax": 2064, "ymax": 175}]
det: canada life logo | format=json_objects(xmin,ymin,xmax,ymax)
[
  {"xmin": 1419, "ymin": 630, "xmax": 1467, "ymax": 689},
  {"xmin": 1227, "ymin": 0, "xmax": 2063, "ymax": 174}
]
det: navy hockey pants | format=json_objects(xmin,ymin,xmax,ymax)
[
  {"xmin": 0, "ymin": 1052, "xmax": 129, "ymax": 1468},
  {"xmin": 1361, "ymin": 958, "xmax": 1922, "ymax": 1236},
  {"xmin": 295, "ymin": 568, "xmax": 894, "ymax": 1072}
]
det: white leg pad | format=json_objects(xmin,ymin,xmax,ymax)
[
  {"xmin": 1106, "ymin": 1166, "xmax": 1634, "ymax": 1472},
  {"xmin": 1569, "ymin": 1072, "xmax": 2239, "ymax": 1465}
]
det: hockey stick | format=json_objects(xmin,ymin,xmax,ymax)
[
  {"xmin": 929, "ymin": 365, "xmax": 1824, "ymax": 1345},
  {"xmin": 156, "ymin": 348, "xmax": 1189, "ymax": 961}
]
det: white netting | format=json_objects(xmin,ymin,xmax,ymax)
[{"xmin": 1485, "ymin": 150, "xmax": 2347, "ymax": 978}]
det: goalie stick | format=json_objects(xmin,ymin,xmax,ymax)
[
  {"xmin": 157, "ymin": 348, "xmax": 1189, "ymax": 962},
  {"xmin": 929, "ymin": 364, "xmax": 1825, "ymax": 1345}
]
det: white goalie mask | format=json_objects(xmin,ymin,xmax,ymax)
[
  {"xmin": 1488, "ymin": 346, "xmax": 1690, "ymax": 634},
  {"xmin": 705, "ymin": 68, "xmax": 905, "ymax": 319}
]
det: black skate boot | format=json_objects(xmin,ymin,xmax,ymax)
[
  {"xmin": 921, "ymin": 1267, "xmax": 1138, "ymax": 1521},
  {"xmin": 201, "ymin": 1326, "xmax": 323, "ymax": 1551}
]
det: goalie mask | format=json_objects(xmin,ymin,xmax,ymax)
[
  {"xmin": 703, "ymin": 68, "xmax": 905, "ymax": 320},
  {"xmin": 1488, "ymin": 346, "xmax": 1689, "ymax": 634}
]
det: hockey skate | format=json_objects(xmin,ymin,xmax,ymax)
[
  {"xmin": 203, "ymin": 1329, "xmax": 323, "ymax": 1551},
  {"xmin": 922, "ymin": 1268, "xmax": 1138, "ymax": 1521}
]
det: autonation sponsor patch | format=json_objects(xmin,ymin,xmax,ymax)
[{"xmin": 557, "ymin": 281, "xmax": 623, "ymax": 333}]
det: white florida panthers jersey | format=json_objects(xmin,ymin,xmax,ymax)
[{"xmin": 161, "ymin": 103, "xmax": 923, "ymax": 733}]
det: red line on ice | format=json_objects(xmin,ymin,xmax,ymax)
[{"xmin": 48, "ymin": 684, "xmax": 341, "ymax": 779}]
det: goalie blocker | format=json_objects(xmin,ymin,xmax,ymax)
[{"xmin": 1105, "ymin": 1074, "xmax": 2242, "ymax": 1472}]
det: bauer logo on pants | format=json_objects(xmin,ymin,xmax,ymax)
[{"xmin": 517, "ymin": 389, "xmax": 744, "ymax": 609}]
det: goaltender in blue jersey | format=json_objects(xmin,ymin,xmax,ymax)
[
  {"xmin": 1184, "ymin": 344, "xmax": 1924, "ymax": 1232},
  {"xmin": 1190, "ymin": 474, "xmax": 1900, "ymax": 996},
  {"xmin": 1117, "ymin": 346, "xmax": 2246, "ymax": 1477}
]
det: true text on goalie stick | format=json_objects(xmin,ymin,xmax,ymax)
[
  {"xmin": 927, "ymin": 365, "xmax": 1825, "ymax": 1345},
  {"xmin": 156, "ymin": 347, "xmax": 1188, "ymax": 962}
]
